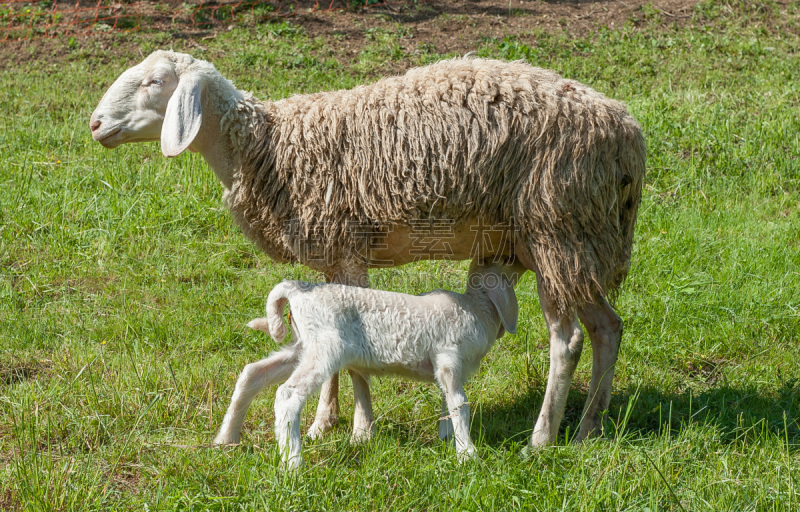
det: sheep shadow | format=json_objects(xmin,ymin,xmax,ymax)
[{"xmin": 475, "ymin": 379, "xmax": 800, "ymax": 451}]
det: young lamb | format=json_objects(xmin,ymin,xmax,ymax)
[
  {"xmin": 213, "ymin": 259, "xmax": 525, "ymax": 469},
  {"xmin": 91, "ymin": 51, "xmax": 646, "ymax": 450}
]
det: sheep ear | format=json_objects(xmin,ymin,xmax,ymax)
[
  {"xmin": 486, "ymin": 279, "xmax": 518, "ymax": 336},
  {"xmin": 161, "ymin": 73, "xmax": 203, "ymax": 157}
]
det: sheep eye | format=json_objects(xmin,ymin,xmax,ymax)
[{"xmin": 150, "ymin": 79, "xmax": 164, "ymax": 86}]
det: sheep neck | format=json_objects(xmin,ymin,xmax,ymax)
[
  {"xmin": 217, "ymin": 95, "xmax": 279, "ymax": 187},
  {"xmin": 192, "ymin": 114, "xmax": 237, "ymax": 189},
  {"xmin": 212, "ymin": 95, "xmax": 297, "ymax": 264},
  {"xmin": 190, "ymin": 79, "xmax": 260, "ymax": 191}
]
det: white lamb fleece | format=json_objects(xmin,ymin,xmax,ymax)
[
  {"xmin": 214, "ymin": 259, "xmax": 524, "ymax": 469},
  {"xmin": 273, "ymin": 282, "xmax": 495, "ymax": 378}
]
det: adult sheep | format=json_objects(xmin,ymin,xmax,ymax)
[{"xmin": 90, "ymin": 50, "xmax": 645, "ymax": 449}]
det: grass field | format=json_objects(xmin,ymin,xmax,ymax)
[{"xmin": 1, "ymin": 2, "xmax": 799, "ymax": 510}]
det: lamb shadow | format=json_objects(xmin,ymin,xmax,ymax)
[{"xmin": 476, "ymin": 379, "xmax": 800, "ymax": 450}]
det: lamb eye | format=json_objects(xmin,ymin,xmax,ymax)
[{"xmin": 150, "ymin": 79, "xmax": 164, "ymax": 86}]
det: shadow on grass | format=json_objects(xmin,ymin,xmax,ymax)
[
  {"xmin": 475, "ymin": 379, "xmax": 800, "ymax": 450},
  {"xmin": 296, "ymin": 378, "xmax": 799, "ymax": 461}
]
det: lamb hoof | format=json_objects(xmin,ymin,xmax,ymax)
[
  {"xmin": 306, "ymin": 424, "xmax": 323, "ymax": 440},
  {"xmin": 307, "ymin": 410, "xmax": 339, "ymax": 440},
  {"xmin": 307, "ymin": 419, "xmax": 335, "ymax": 440},
  {"xmin": 213, "ymin": 432, "xmax": 240, "ymax": 446}
]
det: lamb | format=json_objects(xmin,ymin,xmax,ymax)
[
  {"xmin": 213, "ymin": 259, "xmax": 525, "ymax": 469},
  {"xmin": 90, "ymin": 51, "xmax": 646, "ymax": 449}
]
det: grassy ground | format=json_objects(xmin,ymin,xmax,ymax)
[{"xmin": 2, "ymin": 2, "xmax": 799, "ymax": 510}]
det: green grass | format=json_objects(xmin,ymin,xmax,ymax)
[{"xmin": 2, "ymin": 4, "xmax": 800, "ymax": 510}]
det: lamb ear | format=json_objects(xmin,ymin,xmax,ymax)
[
  {"xmin": 486, "ymin": 278, "xmax": 519, "ymax": 336},
  {"xmin": 161, "ymin": 73, "xmax": 203, "ymax": 157}
]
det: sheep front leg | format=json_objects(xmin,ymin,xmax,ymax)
[
  {"xmin": 436, "ymin": 361, "xmax": 475, "ymax": 461},
  {"xmin": 575, "ymin": 298, "xmax": 622, "ymax": 442},
  {"xmin": 529, "ymin": 275, "xmax": 584, "ymax": 448}
]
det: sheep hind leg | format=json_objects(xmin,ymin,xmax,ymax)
[
  {"xmin": 274, "ymin": 363, "xmax": 331, "ymax": 470},
  {"xmin": 575, "ymin": 297, "xmax": 622, "ymax": 442},
  {"xmin": 529, "ymin": 274, "xmax": 584, "ymax": 448},
  {"xmin": 214, "ymin": 346, "xmax": 299, "ymax": 446}
]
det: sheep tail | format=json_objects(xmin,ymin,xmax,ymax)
[
  {"xmin": 262, "ymin": 281, "xmax": 296, "ymax": 342},
  {"xmin": 608, "ymin": 119, "xmax": 647, "ymax": 301}
]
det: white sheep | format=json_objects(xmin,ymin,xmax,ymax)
[
  {"xmin": 213, "ymin": 259, "xmax": 524, "ymax": 468},
  {"xmin": 91, "ymin": 51, "xmax": 646, "ymax": 449}
]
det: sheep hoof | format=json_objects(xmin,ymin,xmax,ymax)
[{"xmin": 349, "ymin": 427, "xmax": 373, "ymax": 445}]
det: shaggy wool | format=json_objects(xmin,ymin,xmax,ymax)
[{"xmin": 222, "ymin": 58, "xmax": 645, "ymax": 313}]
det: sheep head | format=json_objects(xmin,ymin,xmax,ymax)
[
  {"xmin": 90, "ymin": 50, "xmax": 206, "ymax": 157},
  {"xmin": 467, "ymin": 258, "xmax": 528, "ymax": 337}
]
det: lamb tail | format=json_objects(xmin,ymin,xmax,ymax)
[{"xmin": 255, "ymin": 281, "xmax": 296, "ymax": 342}]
